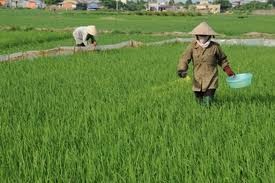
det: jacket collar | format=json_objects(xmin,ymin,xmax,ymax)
[
  {"xmin": 194, "ymin": 42, "xmax": 200, "ymax": 49},
  {"xmin": 194, "ymin": 40, "xmax": 212, "ymax": 49}
]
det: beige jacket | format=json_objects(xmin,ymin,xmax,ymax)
[{"xmin": 178, "ymin": 41, "xmax": 229, "ymax": 92}]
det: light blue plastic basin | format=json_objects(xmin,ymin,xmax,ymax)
[{"xmin": 226, "ymin": 73, "xmax": 253, "ymax": 88}]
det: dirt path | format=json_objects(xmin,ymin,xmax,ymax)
[{"xmin": 1, "ymin": 38, "xmax": 275, "ymax": 63}]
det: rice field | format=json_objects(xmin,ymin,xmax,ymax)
[
  {"xmin": 0, "ymin": 9, "xmax": 275, "ymax": 182},
  {"xmin": 0, "ymin": 43, "xmax": 274, "ymax": 181},
  {"xmin": 1, "ymin": 9, "xmax": 275, "ymax": 54},
  {"xmin": 0, "ymin": 31, "xmax": 176, "ymax": 55},
  {"xmin": 1, "ymin": 9, "xmax": 275, "ymax": 35}
]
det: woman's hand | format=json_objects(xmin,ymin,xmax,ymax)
[
  {"xmin": 223, "ymin": 65, "xmax": 235, "ymax": 77},
  {"xmin": 177, "ymin": 70, "xmax": 187, "ymax": 78}
]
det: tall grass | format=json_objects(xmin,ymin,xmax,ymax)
[
  {"xmin": 0, "ymin": 43, "xmax": 274, "ymax": 182},
  {"xmin": 0, "ymin": 30, "xmax": 176, "ymax": 54}
]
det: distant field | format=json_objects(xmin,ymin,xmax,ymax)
[
  {"xmin": 1, "ymin": 9, "xmax": 275, "ymax": 35},
  {"xmin": 1, "ymin": 9, "xmax": 275, "ymax": 55}
]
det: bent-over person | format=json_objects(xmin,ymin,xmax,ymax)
[{"xmin": 73, "ymin": 25, "xmax": 97, "ymax": 47}]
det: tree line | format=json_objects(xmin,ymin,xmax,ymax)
[{"xmin": 44, "ymin": 0, "xmax": 275, "ymax": 12}]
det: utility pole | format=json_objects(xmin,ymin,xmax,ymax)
[
  {"xmin": 8, "ymin": 0, "xmax": 12, "ymax": 7},
  {"xmin": 116, "ymin": 0, "xmax": 118, "ymax": 11}
]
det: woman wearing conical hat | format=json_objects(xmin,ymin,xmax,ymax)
[
  {"xmin": 177, "ymin": 22, "xmax": 235, "ymax": 105},
  {"xmin": 73, "ymin": 25, "xmax": 97, "ymax": 47}
]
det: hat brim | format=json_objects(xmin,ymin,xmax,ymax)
[
  {"xmin": 87, "ymin": 30, "xmax": 96, "ymax": 35},
  {"xmin": 189, "ymin": 22, "xmax": 219, "ymax": 36},
  {"xmin": 189, "ymin": 31, "xmax": 218, "ymax": 36}
]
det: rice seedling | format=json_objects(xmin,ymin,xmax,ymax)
[{"xmin": 0, "ymin": 43, "xmax": 274, "ymax": 182}]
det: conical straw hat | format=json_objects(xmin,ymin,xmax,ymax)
[
  {"xmin": 189, "ymin": 22, "xmax": 218, "ymax": 36},
  {"xmin": 86, "ymin": 25, "xmax": 97, "ymax": 35}
]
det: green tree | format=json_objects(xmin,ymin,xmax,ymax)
[
  {"xmin": 75, "ymin": 3, "xmax": 87, "ymax": 10},
  {"xmin": 176, "ymin": 2, "xmax": 184, "ymax": 6},
  {"xmin": 100, "ymin": 0, "xmax": 124, "ymax": 9},
  {"xmin": 234, "ymin": 1, "xmax": 271, "ymax": 11},
  {"xmin": 213, "ymin": 0, "xmax": 232, "ymax": 11},
  {"xmin": 124, "ymin": 0, "xmax": 146, "ymax": 11},
  {"xmin": 185, "ymin": 0, "xmax": 192, "ymax": 5},
  {"xmin": 44, "ymin": 0, "xmax": 62, "ymax": 5},
  {"xmin": 184, "ymin": 0, "xmax": 192, "ymax": 8},
  {"xmin": 267, "ymin": 0, "xmax": 275, "ymax": 7},
  {"xmin": 169, "ymin": 0, "xmax": 175, "ymax": 6}
]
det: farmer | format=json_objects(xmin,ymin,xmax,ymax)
[
  {"xmin": 177, "ymin": 22, "xmax": 235, "ymax": 105},
  {"xmin": 73, "ymin": 25, "xmax": 97, "ymax": 47}
]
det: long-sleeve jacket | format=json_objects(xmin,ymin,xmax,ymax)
[
  {"xmin": 73, "ymin": 27, "xmax": 96, "ymax": 46},
  {"xmin": 178, "ymin": 41, "xmax": 229, "ymax": 92}
]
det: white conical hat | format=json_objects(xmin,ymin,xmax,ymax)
[
  {"xmin": 86, "ymin": 25, "xmax": 97, "ymax": 35},
  {"xmin": 189, "ymin": 22, "xmax": 218, "ymax": 36}
]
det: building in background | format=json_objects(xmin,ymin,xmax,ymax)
[
  {"xmin": 87, "ymin": 0, "xmax": 102, "ymax": 10},
  {"xmin": 147, "ymin": 0, "xmax": 175, "ymax": 11},
  {"xmin": 2, "ymin": 0, "xmax": 45, "ymax": 8},
  {"xmin": 195, "ymin": 0, "xmax": 220, "ymax": 13},
  {"xmin": 0, "ymin": 0, "xmax": 6, "ymax": 6},
  {"xmin": 231, "ymin": 0, "xmax": 268, "ymax": 7},
  {"xmin": 58, "ymin": 0, "xmax": 77, "ymax": 9},
  {"xmin": 26, "ymin": 0, "xmax": 36, "ymax": 8}
]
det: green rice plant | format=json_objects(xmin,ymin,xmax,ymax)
[
  {"xmin": 0, "ymin": 31, "xmax": 71, "ymax": 54},
  {"xmin": 0, "ymin": 30, "xmax": 176, "ymax": 54},
  {"xmin": 1, "ymin": 9, "xmax": 275, "ymax": 36},
  {"xmin": 0, "ymin": 43, "xmax": 274, "ymax": 182}
]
